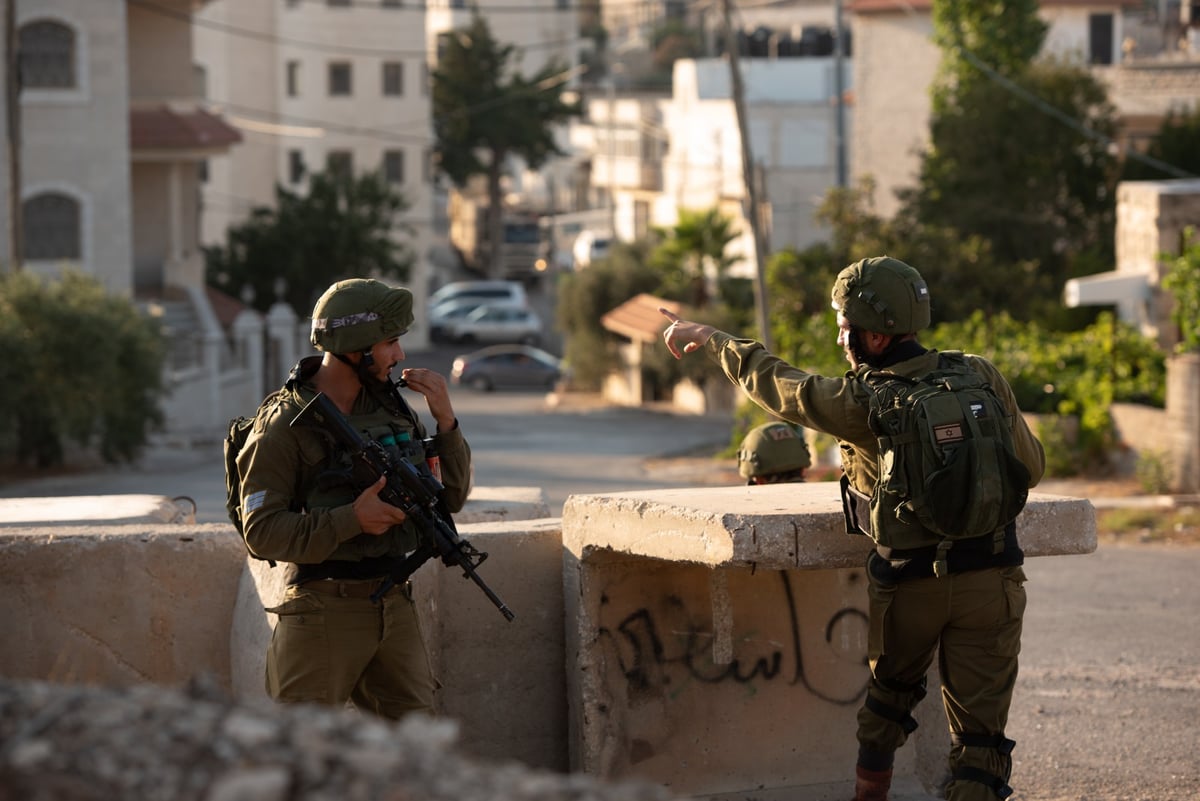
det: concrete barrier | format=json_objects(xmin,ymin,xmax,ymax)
[
  {"xmin": 0, "ymin": 483, "xmax": 1096, "ymax": 801},
  {"xmin": 0, "ymin": 523, "xmax": 245, "ymax": 687},
  {"xmin": 561, "ymin": 482, "xmax": 1097, "ymax": 801}
]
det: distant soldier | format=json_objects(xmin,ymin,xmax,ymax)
[{"xmin": 737, "ymin": 422, "xmax": 811, "ymax": 484}]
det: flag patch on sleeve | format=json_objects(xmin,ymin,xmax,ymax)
[{"xmin": 245, "ymin": 490, "xmax": 267, "ymax": 514}]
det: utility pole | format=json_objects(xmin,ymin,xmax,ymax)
[
  {"xmin": 719, "ymin": 0, "xmax": 773, "ymax": 352},
  {"xmin": 4, "ymin": 0, "xmax": 21, "ymax": 270},
  {"xmin": 834, "ymin": 0, "xmax": 847, "ymax": 188}
]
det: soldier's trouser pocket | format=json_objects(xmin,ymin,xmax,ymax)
[{"xmin": 264, "ymin": 591, "xmax": 331, "ymax": 704}]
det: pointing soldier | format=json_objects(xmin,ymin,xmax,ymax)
[{"xmin": 662, "ymin": 257, "xmax": 1044, "ymax": 801}]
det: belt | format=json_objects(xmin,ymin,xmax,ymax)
[{"xmin": 299, "ymin": 578, "xmax": 409, "ymax": 600}]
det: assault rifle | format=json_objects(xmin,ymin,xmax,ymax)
[{"xmin": 292, "ymin": 392, "xmax": 515, "ymax": 621}]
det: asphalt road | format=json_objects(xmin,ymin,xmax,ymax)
[{"xmin": 1, "ymin": 364, "xmax": 1197, "ymax": 801}]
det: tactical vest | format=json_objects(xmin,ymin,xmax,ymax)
[{"xmin": 300, "ymin": 399, "xmax": 431, "ymax": 562}]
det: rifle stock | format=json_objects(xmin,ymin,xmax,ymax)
[{"xmin": 292, "ymin": 392, "xmax": 515, "ymax": 621}]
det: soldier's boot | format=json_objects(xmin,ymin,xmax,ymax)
[{"xmin": 853, "ymin": 766, "xmax": 892, "ymax": 801}]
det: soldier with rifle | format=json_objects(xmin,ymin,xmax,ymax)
[{"xmin": 235, "ymin": 278, "xmax": 484, "ymax": 720}]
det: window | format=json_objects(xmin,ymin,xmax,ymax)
[
  {"xmin": 383, "ymin": 150, "xmax": 405, "ymax": 184},
  {"xmin": 382, "ymin": 0, "xmax": 403, "ymax": 6},
  {"xmin": 328, "ymin": 62, "xmax": 352, "ymax": 96},
  {"xmin": 288, "ymin": 150, "xmax": 306, "ymax": 184},
  {"xmin": 1088, "ymin": 13, "xmax": 1114, "ymax": 65},
  {"xmin": 286, "ymin": 60, "xmax": 300, "ymax": 97},
  {"xmin": 18, "ymin": 20, "xmax": 75, "ymax": 89},
  {"xmin": 327, "ymin": 150, "xmax": 353, "ymax": 177},
  {"xmin": 382, "ymin": 62, "xmax": 403, "ymax": 96},
  {"xmin": 23, "ymin": 192, "xmax": 81, "ymax": 260},
  {"xmin": 327, "ymin": 0, "xmax": 351, "ymax": 6}
]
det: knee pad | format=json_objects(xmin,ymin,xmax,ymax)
[{"xmin": 948, "ymin": 732, "xmax": 1016, "ymax": 799}]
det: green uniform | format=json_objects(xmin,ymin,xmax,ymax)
[
  {"xmin": 237, "ymin": 356, "xmax": 472, "ymax": 719},
  {"xmin": 704, "ymin": 332, "xmax": 1045, "ymax": 801}
]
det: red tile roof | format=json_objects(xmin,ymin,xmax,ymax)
[
  {"xmin": 206, "ymin": 286, "xmax": 253, "ymax": 328},
  {"xmin": 601, "ymin": 293, "xmax": 682, "ymax": 344},
  {"xmin": 130, "ymin": 106, "xmax": 241, "ymax": 151}
]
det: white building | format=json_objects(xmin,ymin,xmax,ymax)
[
  {"xmin": 196, "ymin": 0, "xmax": 580, "ymax": 331},
  {"xmin": 1, "ymin": 0, "xmax": 240, "ymax": 297},
  {"xmin": 660, "ymin": 57, "xmax": 851, "ymax": 276},
  {"xmin": 0, "ymin": 0, "xmax": 265, "ymax": 439},
  {"xmin": 196, "ymin": 0, "xmax": 439, "ymax": 345}
]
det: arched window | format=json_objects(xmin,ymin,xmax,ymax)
[
  {"xmin": 18, "ymin": 20, "xmax": 76, "ymax": 89},
  {"xmin": 23, "ymin": 192, "xmax": 81, "ymax": 260}
]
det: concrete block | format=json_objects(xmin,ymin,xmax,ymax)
[
  {"xmin": 0, "ymin": 523, "xmax": 245, "ymax": 688},
  {"xmin": 455, "ymin": 485, "xmax": 552, "ymax": 524},
  {"xmin": 432, "ymin": 518, "xmax": 568, "ymax": 771},
  {"xmin": 561, "ymin": 483, "xmax": 1096, "ymax": 800},
  {"xmin": 562, "ymin": 483, "xmax": 1096, "ymax": 570},
  {"xmin": 0, "ymin": 494, "xmax": 194, "ymax": 526}
]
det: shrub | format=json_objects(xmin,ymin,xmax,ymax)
[{"xmin": 0, "ymin": 271, "xmax": 167, "ymax": 466}]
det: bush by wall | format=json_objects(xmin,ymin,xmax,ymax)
[{"xmin": 0, "ymin": 271, "xmax": 167, "ymax": 467}]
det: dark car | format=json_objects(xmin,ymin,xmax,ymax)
[{"xmin": 449, "ymin": 345, "xmax": 566, "ymax": 392}]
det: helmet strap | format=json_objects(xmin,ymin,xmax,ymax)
[{"xmin": 333, "ymin": 350, "xmax": 408, "ymax": 417}]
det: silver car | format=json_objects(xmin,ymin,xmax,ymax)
[{"xmin": 442, "ymin": 304, "xmax": 543, "ymax": 346}]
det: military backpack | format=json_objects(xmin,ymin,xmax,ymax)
[
  {"xmin": 851, "ymin": 351, "xmax": 1031, "ymax": 575},
  {"xmin": 223, "ymin": 387, "xmax": 289, "ymax": 565}
]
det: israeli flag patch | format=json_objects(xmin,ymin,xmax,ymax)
[{"xmin": 245, "ymin": 490, "xmax": 267, "ymax": 514}]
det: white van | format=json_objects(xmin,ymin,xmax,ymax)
[{"xmin": 427, "ymin": 280, "xmax": 528, "ymax": 311}]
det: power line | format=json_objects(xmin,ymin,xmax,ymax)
[{"xmin": 208, "ymin": 99, "xmax": 433, "ymax": 143}]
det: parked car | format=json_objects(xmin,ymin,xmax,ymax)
[
  {"xmin": 450, "ymin": 344, "xmax": 566, "ymax": 392},
  {"xmin": 441, "ymin": 304, "xmax": 543, "ymax": 345},
  {"xmin": 427, "ymin": 297, "xmax": 521, "ymax": 342},
  {"xmin": 427, "ymin": 280, "xmax": 528, "ymax": 312}
]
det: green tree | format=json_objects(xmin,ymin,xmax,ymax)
[
  {"xmin": 432, "ymin": 15, "xmax": 581, "ymax": 277},
  {"xmin": 930, "ymin": 0, "xmax": 1046, "ymax": 112},
  {"xmin": 206, "ymin": 169, "xmax": 413, "ymax": 316},
  {"xmin": 815, "ymin": 179, "xmax": 1031, "ymax": 325},
  {"xmin": 1161, "ymin": 226, "xmax": 1200, "ymax": 353},
  {"xmin": 645, "ymin": 21, "xmax": 705, "ymax": 87},
  {"xmin": 0, "ymin": 271, "xmax": 166, "ymax": 467},
  {"xmin": 555, "ymin": 241, "xmax": 662, "ymax": 390},
  {"xmin": 899, "ymin": 1, "xmax": 1120, "ymax": 321},
  {"xmin": 1122, "ymin": 104, "xmax": 1200, "ymax": 181},
  {"xmin": 650, "ymin": 207, "xmax": 740, "ymax": 309}
]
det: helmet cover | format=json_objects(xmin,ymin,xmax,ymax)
[
  {"xmin": 830, "ymin": 256, "xmax": 931, "ymax": 334},
  {"xmin": 738, "ymin": 422, "xmax": 812, "ymax": 479},
  {"xmin": 310, "ymin": 279, "xmax": 414, "ymax": 354}
]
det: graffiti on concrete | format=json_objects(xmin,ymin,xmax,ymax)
[{"xmin": 599, "ymin": 570, "xmax": 869, "ymax": 705}]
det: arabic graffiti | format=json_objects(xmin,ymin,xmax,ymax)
[{"xmin": 598, "ymin": 569, "xmax": 870, "ymax": 705}]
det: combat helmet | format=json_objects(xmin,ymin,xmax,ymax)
[
  {"xmin": 830, "ymin": 256, "xmax": 931, "ymax": 335},
  {"xmin": 738, "ymin": 422, "xmax": 812, "ymax": 483},
  {"xmin": 310, "ymin": 279, "xmax": 414, "ymax": 354}
]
